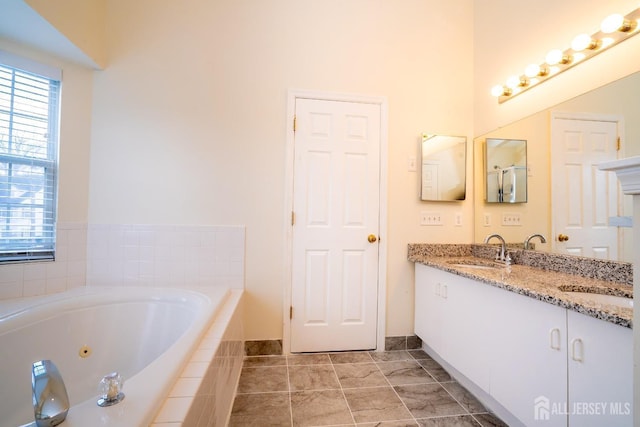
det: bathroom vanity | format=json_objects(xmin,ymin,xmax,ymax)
[{"xmin": 410, "ymin": 244, "xmax": 632, "ymax": 427}]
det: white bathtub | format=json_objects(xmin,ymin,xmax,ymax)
[{"xmin": 0, "ymin": 286, "xmax": 240, "ymax": 427}]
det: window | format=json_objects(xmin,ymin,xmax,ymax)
[{"xmin": 0, "ymin": 53, "xmax": 61, "ymax": 263}]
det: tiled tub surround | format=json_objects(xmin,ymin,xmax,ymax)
[
  {"xmin": 152, "ymin": 290, "xmax": 244, "ymax": 426},
  {"xmin": 0, "ymin": 223, "xmax": 245, "ymax": 299},
  {"xmin": 0, "ymin": 222, "xmax": 87, "ymax": 299},
  {"xmin": 0, "ymin": 223, "xmax": 247, "ymax": 425},
  {"xmin": 87, "ymin": 224, "xmax": 245, "ymax": 289},
  {"xmin": 408, "ymin": 243, "xmax": 633, "ymax": 328}
]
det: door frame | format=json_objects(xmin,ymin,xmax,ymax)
[
  {"xmin": 283, "ymin": 89, "xmax": 388, "ymax": 354},
  {"xmin": 550, "ymin": 111, "xmax": 625, "ymax": 256}
]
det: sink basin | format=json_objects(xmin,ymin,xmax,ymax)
[
  {"xmin": 566, "ymin": 292, "xmax": 633, "ymax": 309},
  {"xmin": 446, "ymin": 260, "xmax": 505, "ymax": 270}
]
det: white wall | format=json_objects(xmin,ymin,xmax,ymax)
[
  {"xmin": 474, "ymin": 0, "xmax": 640, "ymax": 135},
  {"xmin": 88, "ymin": 0, "xmax": 475, "ymax": 340}
]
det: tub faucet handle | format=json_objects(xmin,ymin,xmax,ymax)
[
  {"xmin": 97, "ymin": 372, "xmax": 125, "ymax": 407},
  {"xmin": 32, "ymin": 359, "xmax": 69, "ymax": 427}
]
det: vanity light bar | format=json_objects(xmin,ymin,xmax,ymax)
[{"xmin": 492, "ymin": 6, "xmax": 640, "ymax": 104}]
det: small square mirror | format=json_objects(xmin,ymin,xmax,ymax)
[
  {"xmin": 485, "ymin": 138, "xmax": 527, "ymax": 203},
  {"xmin": 421, "ymin": 134, "xmax": 466, "ymax": 201}
]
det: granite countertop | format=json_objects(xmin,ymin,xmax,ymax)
[{"xmin": 408, "ymin": 244, "xmax": 633, "ymax": 329}]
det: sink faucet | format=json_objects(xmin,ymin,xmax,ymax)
[
  {"xmin": 524, "ymin": 233, "xmax": 547, "ymax": 250},
  {"xmin": 484, "ymin": 234, "xmax": 508, "ymax": 263},
  {"xmin": 32, "ymin": 360, "xmax": 69, "ymax": 427}
]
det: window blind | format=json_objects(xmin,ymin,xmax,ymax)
[{"xmin": 0, "ymin": 61, "xmax": 60, "ymax": 263}]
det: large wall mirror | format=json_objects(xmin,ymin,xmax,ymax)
[
  {"xmin": 421, "ymin": 134, "xmax": 466, "ymax": 201},
  {"xmin": 473, "ymin": 71, "xmax": 640, "ymax": 263},
  {"xmin": 484, "ymin": 138, "xmax": 527, "ymax": 203}
]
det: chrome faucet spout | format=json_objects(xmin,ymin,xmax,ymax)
[
  {"xmin": 524, "ymin": 233, "xmax": 547, "ymax": 250},
  {"xmin": 484, "ymin": 233, "xmax": 507, "ymax": 262},
  {"xmin": 32, "ymin": 360, "xmax": 69, "ymax": 427}
]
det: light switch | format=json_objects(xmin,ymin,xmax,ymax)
[{"xmin": 408, "ymin": 156, "xmax": 417, "ymax": 172}]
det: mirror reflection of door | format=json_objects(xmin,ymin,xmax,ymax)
[
  {"xmin": 485, "ymin": 138, "xmax": 527, "ymax": 203},
  {"xmin": 551, "ymin": 113, "xmax": 621, "ymax": 260},
  {"xmin": 420, "ymin": 134, "xmax": 466, "ymax": 201}
]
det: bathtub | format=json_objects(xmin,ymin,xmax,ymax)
[{"xmin": 0, "ymin": 286, "xmax": 242, "ymax": 427}]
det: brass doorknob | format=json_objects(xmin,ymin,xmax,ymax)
[
  {"xmin": 557, "ymin": 234, "xmax": 569, "ymax": 242},
  {"xmin": 367, "ymin": 234, "xmax": 378, "ymax": 243}
]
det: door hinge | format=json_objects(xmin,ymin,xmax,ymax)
[
  {"xmin": 291, "ymin": 211, "xmax": 295, "ymax": 226},
  {"xmin": 290, "ymin": 306, "xmax": 293, "ymax": 319},
  {"xmin": 293, "ymin": 115, "xmax": 297, "ymax": 132},
  {"xmin": 617, "ymin": 136, "xmax": 621, "ymax": 151}
]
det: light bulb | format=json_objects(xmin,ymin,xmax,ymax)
[
  {"xmin": 525, "ymin": 64, "xmax": 540, "ymax": 78},
  {"xmin": 571, "ymin": 33, "xmax": 593, "ymax": 51},
  {"xmin": 573, "ymin": 52, "xmax": 586, "ymax": 62},
  {"xmin": 545, "ymin": 49, "xmax": 563, "ymax": 65},
  {"xmin": 491, "ymin": 85, "xmax": 505, "ymax": 97},
  {"xmin": 506, "ymin": 75, "xmax": 520, "ymax": 89},
  {"xmin": 601, "ymin": 14, "xmax": 624, "ymax": 33}
]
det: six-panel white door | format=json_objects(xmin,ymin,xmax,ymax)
[
  {"xmin": 551, "ymin": 116, "xmax": 620, "ymax": 259},
  {"xmin": 290, "ymin": 98, "xmax": 381, "ymax": 353}
]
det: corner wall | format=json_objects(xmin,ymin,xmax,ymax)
[{"xmin": 89, "ymin": 0, "xmax": 475, "ymax": 340}]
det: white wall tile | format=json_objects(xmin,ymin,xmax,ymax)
[
  {"xmin": 154, "ymin": 397, "xmax": 192, "ymax": 423},
  {"xmin": 23, "ymin": 263, "xmax": 47, "ymax": 281},
  {"xmin": 23, "ymin": 279, "xmax": 46, "ymax": 296},
  {"xmin": 45, "ymin": 276, "xmax": 67, "ymax": 293},
  {"xmin": 0, "ymin": 264, "xmax": 23, "ymax": 283},
  {"xmin": 46, "ymin": 261, "xmax": 67, "ymax": 279},
  {"xmin": 86, "ymin": 224, "xmax": 245, "ymax": 290}
]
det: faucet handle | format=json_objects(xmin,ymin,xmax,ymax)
[
  {"xmin": 98, "ymin": 372, "xmax": 125, "ymax": 407},
  {"xmin": 504, "ymin": 252, "xmax": 512, "ymax": 266}
]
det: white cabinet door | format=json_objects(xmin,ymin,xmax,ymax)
[
  {"xmin": 489, "ymin": 288, "xmax": 568, "ymax": 427},
  {"xmin": 444, "ymin": 272, "xmax": 494, "ymax": 391},
  {"xmin": 567, "ymin": 310, "xmax": 632, "ymax": 427},
  {"xmin": 414, "ymin": 265, "xmax": 492, "ymax": 390},
  {"xmin": 414, "ymin": 264, "xmax": 444, "ymax": 354}
]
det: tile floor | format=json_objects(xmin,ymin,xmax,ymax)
[{"xmin": 228, "ymin": 349, "xmax": 508, "ymax": 426}]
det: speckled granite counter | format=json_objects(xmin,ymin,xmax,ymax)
[{"xmin": 408, "ymin": 244, "xmax": 633, "ymax": 329}]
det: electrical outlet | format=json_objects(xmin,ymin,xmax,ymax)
[
  {"xmin": 483, "ymin": 213, "xmax": 491, "ymax": 227},
  {"xmin": 454, "ymin": 212, "xmax": 462, "ymax": 227},
  {"xmin": 502, "ymin": 213, "xmax": 522, "ymax": 226},
  {"xmin": 420, "ymin": 211, "xmax": 443, "ymax": 226}
]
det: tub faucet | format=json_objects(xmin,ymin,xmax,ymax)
[
  {"xmin": 484, "ymin": 233, "xmax": 509, "ymax": 264},
  {"xmin": 524, "ymin": 233, "xmax": 547, "ymax": 250},
  {"xmin": 32, "ymin": 360, "xmax": 69, "ymax": 427}
]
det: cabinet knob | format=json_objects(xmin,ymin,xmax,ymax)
[{"xmin": 557, "ymin": 233, "xmax": 569, "ymax": 242}]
